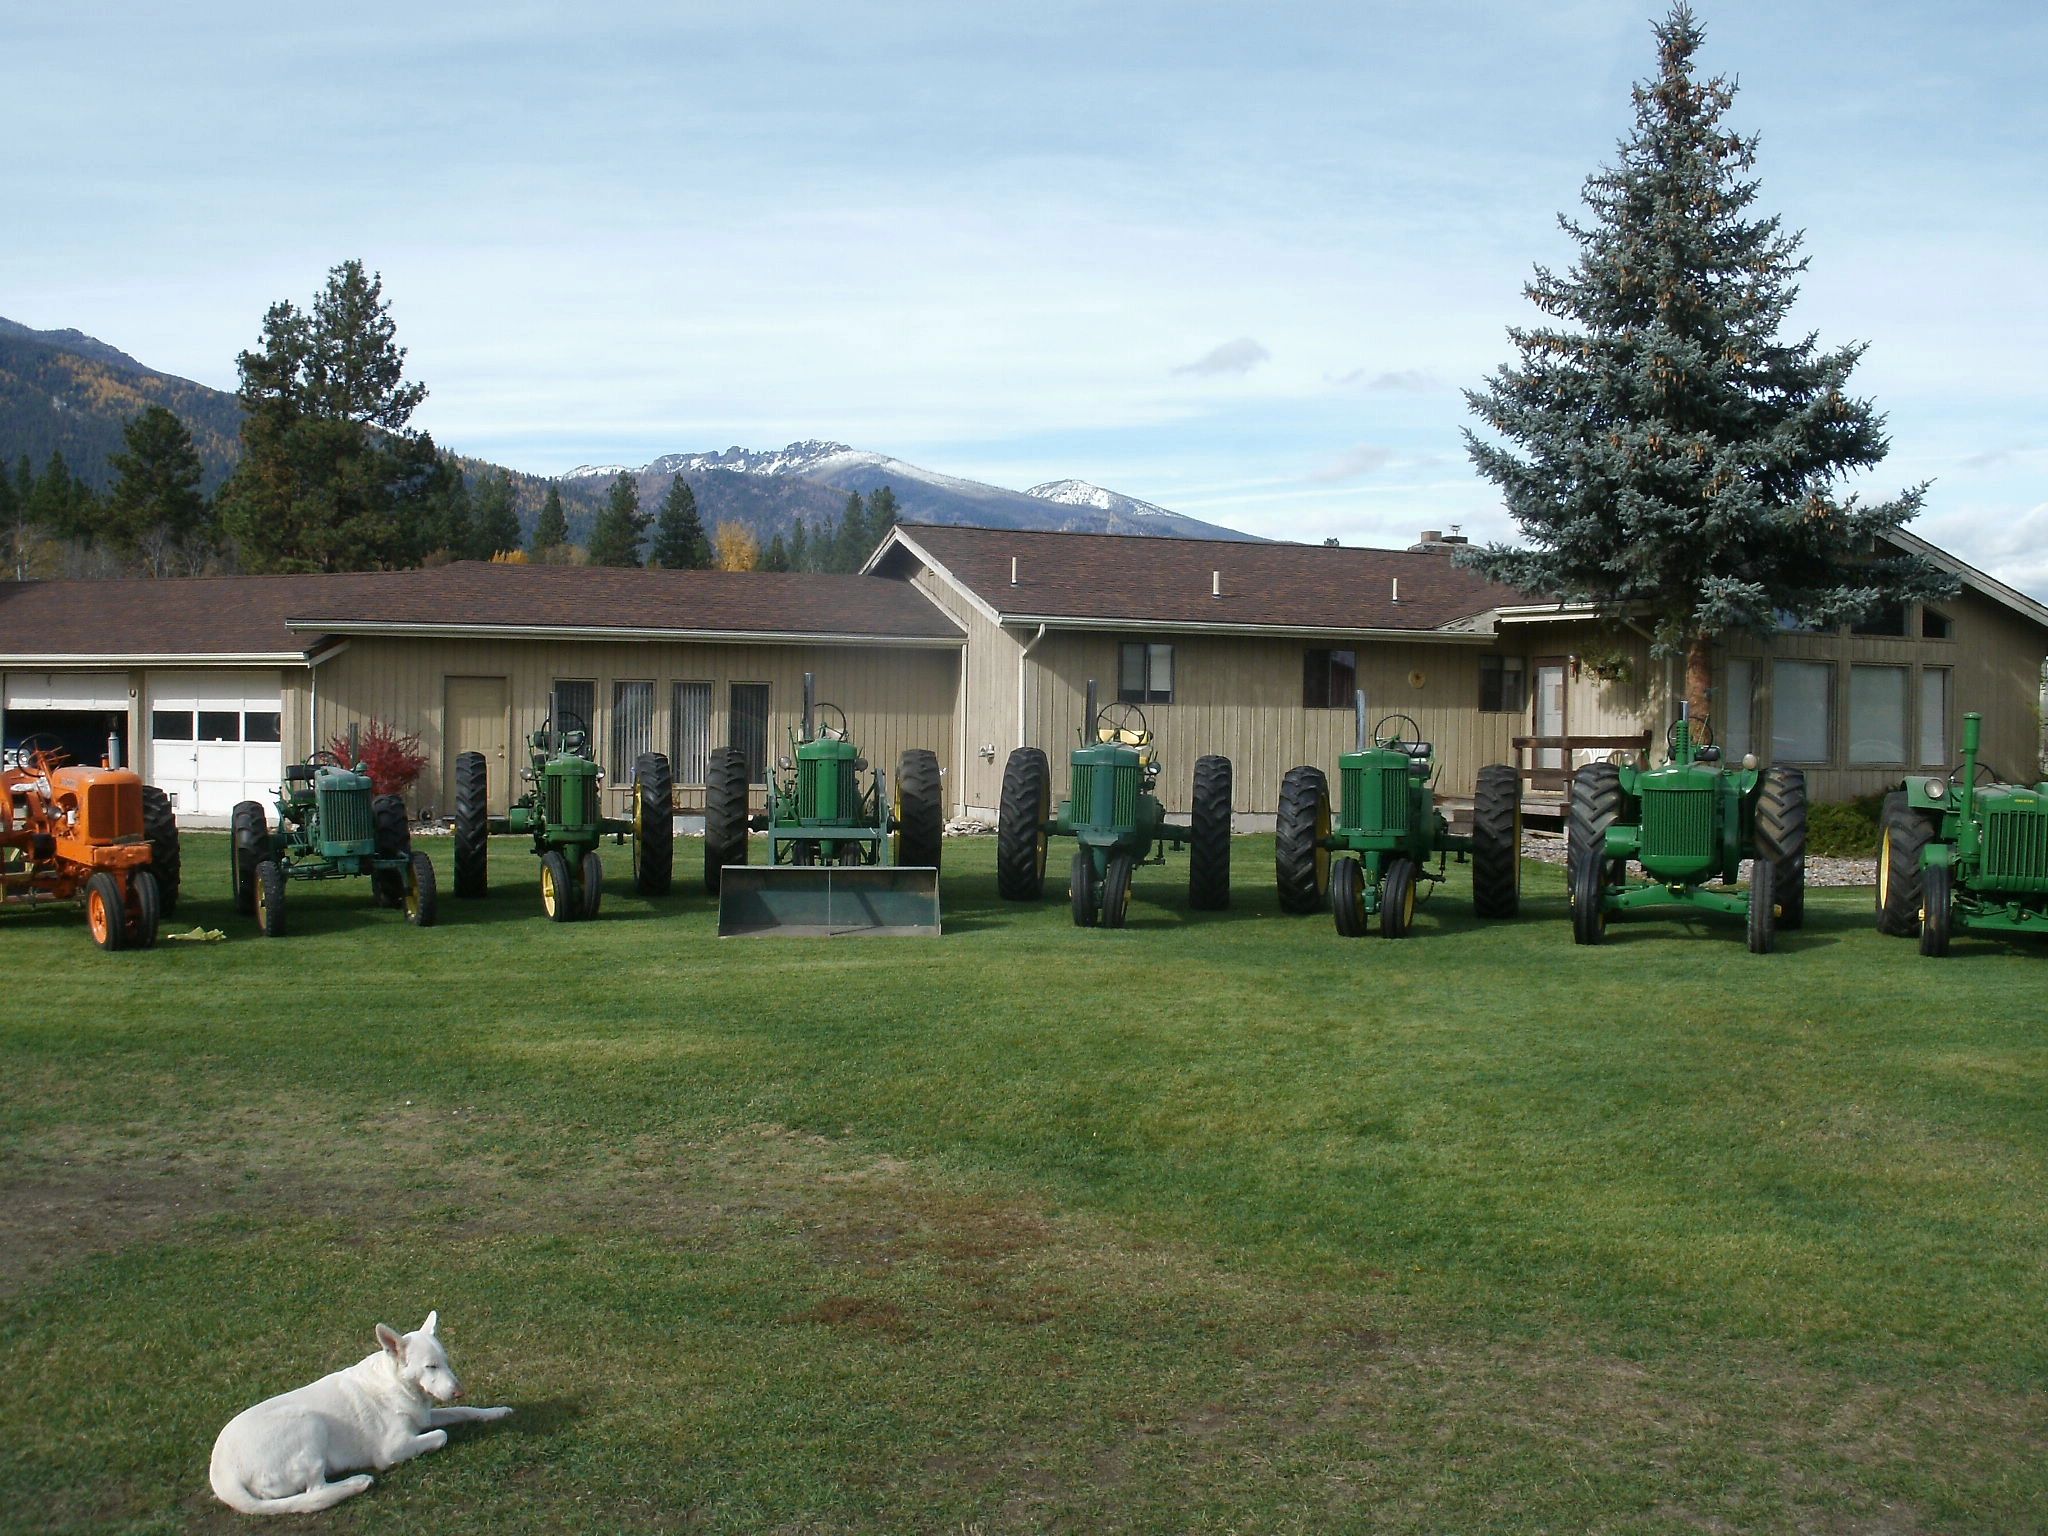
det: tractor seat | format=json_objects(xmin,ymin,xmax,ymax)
[
  {"xmin": 1694, "ymin": 746, "xmax": 1722, "ymax": 763},
  {"xmin": 285, "ymin": 763, "xmax": 317, "ymax": 781},
  {"xmin": 1398, "ymin": 741, "xmax": 1433, "ymax": 760}
]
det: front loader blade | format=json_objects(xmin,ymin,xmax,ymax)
[{"xmin": 716, "ymin": 865, "xmax": 941, "ymax": 937}]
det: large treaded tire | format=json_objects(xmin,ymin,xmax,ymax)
[
  {"xmin": 1747, "ymin": 854, "xmax": 1777, "ymax": 954},
  {"xmin": 1380, "ymin": 856, "xmax": 1417, "ymax": 939},
  {"xmin": 230, "ymin": 800, "xmax": 267, "ymax": 917},
  {"xmin": 1470, "ymin": 763, "xmax": 1521, "ymax": 919},
  {"xmin": 372, "ymin": 793, "xmax": 413, "ymax": 908},
  {"xmin": 894, "ymin": 748, "xmax": 944, "ymax": 870},
  {"xmin": 997, "ymin": 747, "xmax": 1051, "ymax": 901},
  {"xmin": 703, "ymin": 747, "xmax": 750, "ymax": 893},
  {"xmin": 453, "ymin": 752, "xmax": 490, "ymax": 898},
  {"xmin": 1187, "ymin": 754, "xmax": 1232, "ymax": 910},
  {"xmin": 1876, "ymin": 790, "xmax": 1932, "ymax": 937},
  {"xmin": 1919, "ymin": 860, "xmax": 1953, "ymax": 957},
  {"xmin": 634, "ymin": 752, "xmax": 675, "ymax": 896},
  {"xmin": 1569, "ymin": 836, "xmax": 1608, "ymax": 946},
  {"xmin": 140, "ymin": 785, "xmax": 181, "ymax": 920},
  {"xmin": 1274, "ymin": 765, "xmax": 1329, "ymax": 915},
  {"xmin": 1756, "ymin": 766, "xmax": 1807, "ymax": 931},
  {"xmin": 1567, "ymin": 762, "xmax": 1622, "ymax": 884}
]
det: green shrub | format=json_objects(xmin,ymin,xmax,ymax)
[{"xmin": 1805, "ymin": 792, "xmax": 1885, "ymax": 858}]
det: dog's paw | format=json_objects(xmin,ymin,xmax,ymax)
[{"xmin": 480, "ymin": 1405, "xmax": 513, "ymax": 1420}]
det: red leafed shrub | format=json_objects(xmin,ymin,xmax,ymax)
[{"xmin": 329, "ymin": 718, "xmax": 429, "ymax": 799}]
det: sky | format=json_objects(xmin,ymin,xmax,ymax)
[{"xmin": 5, "ymin": 1, "xmax": 2044, "ymax": 593}]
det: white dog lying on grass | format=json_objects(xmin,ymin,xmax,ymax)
[{"xmin": 209, "ymin": 1311, "xmax": 511, "ymax": 1515}]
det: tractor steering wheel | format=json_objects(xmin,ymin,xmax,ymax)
[
  {"xmin": 1096, "ymin": 700, "xmax": 1150, "ymax": 745},
  {"xmin": 304, "ymin": 748, "xmax": 344, "ymax": 769},
  {"xmin": 548, "ymin": 711, "xmax": 589, "ymax": 740},
  {"xmin": 812, "ymin": 702, "xmax": 850, "ymax": 742},
  {"xmin": 1667, "ymin": 715, "xmax": 1714, "ymax": 753},
  {"xmin": 15, "ymin": 732, "xmax": 68, "ymax": 772},
  {"xmin": 1947, "ymin": 759, "xmax": 2007, "ymax": 790},
  {"xmin": 1374, "ymin": 714, "xmax": 1423, "ymax": 750}
]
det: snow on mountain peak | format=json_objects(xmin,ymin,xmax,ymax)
[{"xmin": 1026, "ymin": 478, "xmax": 1181, "ymax": 520}]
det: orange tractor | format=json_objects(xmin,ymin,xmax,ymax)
[{"xmin": 1, "ymin": 734, "xmax": 181, "ymax": 951}]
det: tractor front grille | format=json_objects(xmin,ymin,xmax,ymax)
[
  {"xmin": 1982, "ymin": 807, "xmax": 2048, "ymax": 890},
  {"xmin": 798, "ymin": 757, "xmax": 860, "ymax": 822},
  {"xmin": 84, "ymin": 779, "xmax": 142, "ymax": 840},
  {"xmin": 544, "ymin": 773, "xmax": 565, "ymax": 826},
  {"xmin": 1641, "ymin": 786, "xmax": 1713, "ymax": 863},
  {"xmin": 1339, "ymin": 764, "xmax": 1409, "ymax": 836},
  {"xmin": 1072, "ymin": 762, "xmax": 1141, "ymax": 829},
  {"xmin": 318, "ymin": 783, "xmax": 373, "ymax": 846}
]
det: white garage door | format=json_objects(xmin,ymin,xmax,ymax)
[{"xmin": 147, "ymin": 671, "xmax": 284, "ymax": 821}]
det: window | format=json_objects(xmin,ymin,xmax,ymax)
[
  {"xmin": 1303, "ymin": 648, "xmax": 1358, "ymax": 709},
  {"xmin": 151, "ymin": 710, "xmax": 194, "ymax": 741},
  {"xmin": 672, "ymin": 681, "xmax": 712, "ymax": 785},
  {"xmin": 1849, "ymin": 665, "xmax": 1908, "ymax": 764},
  {"xmin": 1773, "ymin": 608, "xmax": 1825, "ymax": 634},
  {"xmin": 244, "ymin": 711, "xmax": 282, "ymax": 744},
  {"xmin": 1118, "ymin": 642, "xmax": 1174, "ymax": 704},
  {"xmin": 610, "ymin": 680, "xmax": 654, "ymax": 780},
  {"xmin": 730, "ymin": 683, "xmax": 770, "ymax": 784},
  {"xmin": 198, "ymin": 711, "xmax": 241, "ymax": 742},
  {"xmin": 551, "ymin": 679, "xmax": 594, "ymax": 736},
  {"xmin": 1478, "ymin": 655, "xmax": 1527, "ymax": 714},
  {"xmin": 1771, "ymin": 661, "xmax": 1833, "ymax": 763},
  {"xmin": 1852, "ymin": 601, "xmax": 1908, "ymax": 637},
  {"xmin": 1720, "ymin": 659, "xmax": 1757, "ymax": 760},
  {"xmin": 1921, "ymin": 607, "xmax": 1953, "ymax": 640},
  {"xmin": 1919, "ymin": 668, "xmax": 1951, "ymax": 766}
]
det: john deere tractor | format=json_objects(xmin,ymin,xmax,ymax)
[
  {"xmin": 452, "ymin": 714, "xmax": 673, "ymax": 921},
  {"xmin": 231, "ymin": 750, "xmax": 435, "ymax": 938},
  {"xmin": 1566, "ymin": 702, "xmax": 1805, "ymax": 953},
  {"xmin": 1877, "ymin": 711, "xmax": 2048, "ymax": 955},
  {"xmin": 708, "ymin": 673, "xmax": 943, "ymax": 936},
  {"xmin": 996, "ymin": 679, "xmax": 1231, "ymax": 928},
  {"xmin": 1275, "ymin": 693, "xmax": 1521, "ymax": 937}
]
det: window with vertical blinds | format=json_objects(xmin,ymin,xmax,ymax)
[
  {"xmin": 610, "ymin": 680, "xmax": 654, "ymax": 779},
  {"xmin": 1919, "ymin": 668, "xmax": 1951, "ymax": 766},
  {"xmin": 551, "ymin": 679, "xmax": 594, "ymax": 737},
  {"xmin": 730, "ymin": 683, "xmax": 770, "ymax": 784},
  {"xmin": 672, "ymin": 681, "xmax": 712, "ymax": 785}
]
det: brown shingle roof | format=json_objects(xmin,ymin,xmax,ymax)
[
  {"xmin": 0, "ymin": 563, "xmax": 960, "ymax": 661},
  {"xmin": 883, "ymin": 523, "xmax": 1527, "ymax": 632}
]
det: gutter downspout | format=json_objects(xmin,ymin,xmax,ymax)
[{"xmin": 1018, "ymin": 623, "xmax": 1048, "ymax": 750}]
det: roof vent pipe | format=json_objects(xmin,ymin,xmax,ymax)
[
  {"xmin": 1211, "ymin": 569, "xmax": 1221, "ymax": 599},
  {"xmin": 1010, "ymin": 556, "xmax": 1019, "ymax": 586},
  {"xmin": 1392, "ymin": 577, "xmax": 1401, "ymax": 603}
]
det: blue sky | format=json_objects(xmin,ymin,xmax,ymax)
[{"xmin": 5, "ymin": 2, "xmax": 2044, "ymax": 592}]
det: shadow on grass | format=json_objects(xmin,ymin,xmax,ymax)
[{"xmin": 491, "ymin": 1396, "xmax": 583, "ymax": 1439}]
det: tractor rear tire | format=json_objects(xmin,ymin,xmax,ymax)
[
  {"xmin": 141, "ymin": 785, "xmax": 180, "ymax": 920},
  {"xmin": 230, "ymin": 800, "xmax": 267, "ymax": 917},
  {"xmin": 580, "ymin": 849, "xmax": 605, "ymax": 919},
  {"xmin": 1103, "ymin": 853, "xmax": 1135, "ymax": 929},
  {"xmin": 1470, "ymin": 763, "xmax": 1522, "ymax": 919},
  {"xmin": 255, "ymin": 860, "xmax": 287, "ymax": 938},
  {"xmin": 453, "ymin": 752, "xmax": 490, "ymax": 898},
  {"xmin": 540, "ymin": 849, "xmax": 576, "ymax": 922},
  {"xmin": 130, "ymin": 869, "xmax": 162, "ymax": 950},
  {"xmin": 704, "ymin": 747, "xmax": 750, "ymax": 893},
  {"xmin": 406, "ymin": 851, "xmax": 438, "ymax": 927},
  {"xmin": 1747, "ymin": 855, "xmax": 1777, "ymax": 954},
  {"xmin": 1756, "ymin": 767, "xmax": 1807, "ymax": 931},
  {"xmin": 1069, "ymin": 849, "xmax": 1099, "ymax": 927},
  {"xmin": 1274, "ymin": 765, "xmax": 1330, "ymax": 915},
  {"xmin": 998, "ymin": 747, "xmax": 1051, "ymax": 901},
  {"xmin": 1380, "ymin": 857, "xmax": 1417, "ymax": 939},
  {"xmin": 634, "ymin": 752, "xmax": 674, "ymax": 896},
  {"xmin": 85, "ymin": 870, "xmax": 128, "ymax": 951},
  {"xmin": 1187, "ymin": 754, "xmax": 1232, "ymax": 910},
  {"xmin": 1568, "ymin": 761, "xmax": 1623, "ymax": 884},
  {"xmin": 894, "ymin": 748, "xmax": 944, "ymax": 870},
  {"xmin": 1919, "ymin": 861, "xmax": 1953, "ymax": 957},
  {"xmin": 1876, "ymin": 790, "xmax": 1930, "ymax": 937},
  {"xmin": 1330, "ymin": 857, "xmax": 1367, "ymax": 938},
  {"xmin": 1569, "ymin": 839, "xmax": 1608, "ymax": 946},
  {"xmin": 372, "ymin": 794, "xmax": 412, "ymax": 908}
]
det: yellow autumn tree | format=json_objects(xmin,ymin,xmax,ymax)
[{"xmin": 712, "ymin": 521, "xmax": 759, "ymax": 571}]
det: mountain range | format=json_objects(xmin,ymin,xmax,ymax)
[{"xmin": 0, "ymin": 316, "xmax": 1253, "ymax": 546}]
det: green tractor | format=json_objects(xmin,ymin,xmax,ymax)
[
  {"xmin": 1274, "ymin": 692, "xmax": 1522, "ymax": 937},
  {"xmin": 708, "ymin": 673, "xmax": 943, "ymax": 936},
  {"xmin": 1566, "ymin": 702, "xmax": 1806, "ymax": 954},
  {"xmin": 451, "ymin": 714, "xmax": 673, "ymax": 921},
  {"xmin": 996, "ymin": 679, "xmax": 1231, "ymax": 928},
  {"xmin": 1877, "ymin": 710, "xmax": 2048, "ymax": 955},
  {"xmin": 230, "ymin": 750, "xmax": 436, "ymax": 938}
]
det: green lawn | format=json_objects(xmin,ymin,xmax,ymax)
[{"xmin": 3, "ymin": 832, "xmax": 2044, "ymax": 1534}]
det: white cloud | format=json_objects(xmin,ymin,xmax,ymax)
[
  {"xmin": 1307, "ymin": 444, "xmax": 1397, "ymax": 483},
  {"xmin": 1172, "ymin": 337, "xmax": 1271, "ymax": 377}
]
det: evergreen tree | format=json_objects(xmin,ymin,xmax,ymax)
[
  {"xmin": 829, "ymin": 491, "xmax": 865, "ymax": 573},
  {"xmin": 216, "ymin": 260, "xmax": 432, "ymax": 572},
  {"xmin": 1460, "ymin": 4, "xmax": 1945, "ymax": 725},
  {"xmin": 419, "ymin": 461, "xmax": 473, "ymax": 560},
  {"xmin": 29, "ymin": 451, "xmax": 98, "ymax": 546},
  {"xmin": 106, "ymin": 405, "xmax": 210, "ymax": 572},
  {"xmin": 862, "ymin": 485, "xmax": 899, "ymax": 560},
  {"xmin": 530, "ymin": 481, "xmax": 569, "ymax": 557},
  {"xmin": 788, "ymin": 517, "xmax": 809, "ymax": 573},
  {"xmin": 762, "ymin": 532, "xmax": 791, "ymax": 572},
  {"xmin": 649, "ymin": 475, "xmax": 709, "ymax": 569},
  {"xmin": 586, "ymin": 472, "xmax": 650, "ymax": 567},
  {"xmin": 470, "ymin": 469, "xmax": 522, "ymax": 559}
]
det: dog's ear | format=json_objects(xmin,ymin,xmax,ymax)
[
  {"xmin": 375, "ymin": 1323, "xmax": 405, "ymax": 1360},
  {"xmin": 421, "ymin": 1310, "xmax": 439, "ymax": 1337}
]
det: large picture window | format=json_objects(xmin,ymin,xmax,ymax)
[
  {"xmin": 610, "ymin": 680, "xmax": 654, "ymax": 780},
  {"xmin": 1478, "ymin": 655, "xmax": 1526, "ymax": 714},
  {"xmin": 1771, "ymin": 661, "xmax": 1833, "ymax": 764},
  {"xmin": 1303, "ymin": 648, "xmax": 1358, "ymax": 709},
  {"xmin": 1118, "ymin": 642, "xmax": 1173, "ymax": 704},
  {"xmin": 551, "ymin": 679, "xmax": 594, "ymax": 737},
  {"xmin": 672, "ymin": 681, "xmax": 712, "ymax": 785},
  {"xmin": 730, "ymin": 683, "xmax": 770, "ymax": 784},
  {"xmin": 1919, "ymin": 668, "xmax": 1951, "ymax": 766},
  {"xmin": 1849, "ymin": 665, "xmax": 1907, "ymax": 765}
]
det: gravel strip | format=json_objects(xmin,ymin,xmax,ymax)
[{"xmin": 1521, "ymin": 831, "xmax": 1875, "ymax": 888}]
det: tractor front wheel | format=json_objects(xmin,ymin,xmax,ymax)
[
  {"xmin": 405, "ymin": 851, "xmax": 438, "ymax": 927},
  {"xmin": 1102, "ymin": 853, "xmax": 1135, "ymax": 929},
  {"xmin": 1470, "ymin": 763, "xmax": 1522, "ymax": 919},
  {"xmin": 1330, "ymin": 857, "xmax": 1367, "ymax": 938},
  {"xmin": 1747, "ymin": 855, "xmax": 1777, "ymax": 954},
  {"xmin": 704, "ymin": 747, "xmax": 750, "ymax": 893},
  {"xmin": 634, "ymin": 752, "xmax": 675, "ymax": 896},
  {"xmin": 255, "ymin": 860, "xmax": 287, "ymax": 938},
  {"xmin": 1919, "ymin": 861, "xmax": 1953, "ymax": 957},
  {"xmin": 998, "ymin": 748, "xmax": 1051, "ymax": 901},
  {"xmin": 230, "ymin": 800, "xmax": 267, "ymax": 917},
  {"xmin": 1187, "ymin": 755, "xmax": 1232, "ymax": 910},
  {"xmin": 894, "ymin": 748, "xmax": 944, "ymax": 870},
  {"xmin": 1757, "ymin": 767, "xmax": 1807, "ymax": 931},
  {"xmin": 1569, "ymin": 842, "xmax": 1608, "ymax": 946},
  {"xmin": 141, "ymin": 785, "xmax": 181, "ymax": 919},
  {"xmin": 130, "ymin": 869, "xmax": 162, "ymax": 949},
  {"xmin": 1069, "ymin": 850, "xmax": 1099, "ymax": 927},
  {"xmin": 372, "ymin": 794, "xmax": 413, "ymax": 908},
  {"xmin": 1275, "ymin": 766, "xmax": 1330, "ymax": 914},
  {"xmin": 453, "ymin": 752, "xmax": 490, "ymax": 898},
  {"xmin": 580, "ymin": 850, "xmax": 605, "ymax": 919},
  {"xmin": 1876, "ymin": 791, "xmax": 1931, "ymax": 937},
  {"xmin": 85, "ymin": 871, "xmax": 127, "ymax": 951},
  {"xmin": 540, "ymin": 850, "xmax": 576, "ymax": 922},
  {"xmin": 1380, "ymin": 857, "xmax": 1417, "ymax": 939}
]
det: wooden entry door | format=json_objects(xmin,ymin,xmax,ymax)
[
  {"xmin": 446, "ymin": 676, "xmax": 510, "ymax": 815},
  {"xmin": 1533, "ymin": 657, "xmax": 1568, "ymax": 772}
]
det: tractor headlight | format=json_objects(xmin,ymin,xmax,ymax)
[
  {"xmin": 853, "ymin": 757, "xmax": 869, "ymax": 772},
  {"xmin": 1924, "ymin": 778, "xmax": 1945, "ymax": 799},
  {"xmin": 777, "ymin": 755, "xmax": 793, "ymax": 771}
]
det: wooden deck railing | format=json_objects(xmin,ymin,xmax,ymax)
[{"xmin": 1510, "ymin": 732, "xmax": 1652, "ymax": 793}]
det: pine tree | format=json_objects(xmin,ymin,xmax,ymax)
[
  {"xmin": 587, "ymin": 472, "xmax": 650, "ymax": 567},
  {"xmin": 762, "ymin": 532, "xmax": 791, "ymax": 572},
  {"xmin": 649, "ymin": 475, "xmax": 709, "ymax": 569},
  {"xmin": 862, "ymin": 485, "xmax": 899, "ymax": 563},
  {"xmin": 1460, "ymin": 4, "xmax": 1946, "ymax": 725},
  {"xmin": 106, "ymin": 405, "xmax": 211, "ymax": 573},
  {"xmin": 530, "ymin": 481, "xmax": 569, "ymax": 557},
  {"xmin": 420, "ymin": 462, "xmax": 473, "ymax": 561},
  {"xmin": 29, "ymin": 451, "xmax": 97, "ymax": 546},
  {"xmin": 788, "ymin": 517, "xmax": 809, "ymax": 573},
  {"xmin": 828, "ymin": 491, "xmax": 865, "ymax": 573},
  {"xmin": 470, "ymin": 470, "xmax": 522, "ymax": 559}
]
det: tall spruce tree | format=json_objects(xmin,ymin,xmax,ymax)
[
  {"xmin": 470, "ymin": 469, "xmax": 522, "ymax": 559},
  {"xmin": 587, "ymin": 472, "xmax": 650, "ymax": 567},
  {"xmin": 530, "ymin": 481, "xmax": 569, "ymax": 557},
  {"xmin": 762, "ymin": 532, "xmax": 791, "ymax": 572},
  {"xmin": 106, "ymin": 405, "xmax": 211, "ymax": 573},
  {"xmin": 649, "ymin": 475, "xmax": 709, "ymax": 569},
  {"xmin": 1460, "ymin": 4, "xmax": 1945, "ymax": 727},
  {"xmin": 828, "ymin": 491, "xmax": 865, "ymax": 573},
  {"xmin": 788, "ymin": 517, "xmax": 809, "ymax": 573},
  {"xmin": 862, "ymin": 485, "xmax": 899, "ymax": 561},
  {"xmin": 420, "ymin": 461, "xmax": 473, "ymax": 560}
]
